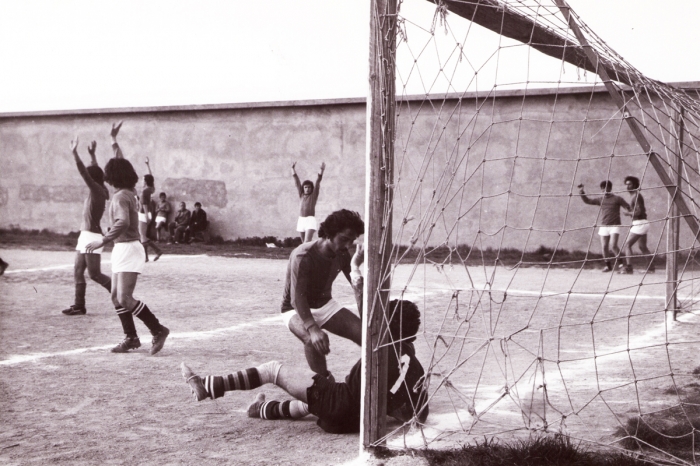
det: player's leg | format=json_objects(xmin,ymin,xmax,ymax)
[
  {"xmin": 599, "ymin": 234, "xmax": 612, "ymax": 272},
  {"xmin": 609, "ymin": 232, "xmax": 621, "ymax": 257},
  {"xmin": 111, "ymin": 272, "xmax": 141, "ymax": 353},
  {"xmin": 636, "ymin": 234, "xmax": 654, "ymax": 272},
  {"xmin": 85, "ymin": 253, "xmax": 112, "ymax": 292},
  {"xmin": 64, "ymin": 252, "xmax": 88, "ymax": 314},
  {"xmin": 622, "ymin": 233, "xmax": 641, "ymax": 274},
  {"xmin": 321, "ymin": 308, "xmax": 362, "ymax": 346},
  {"xmin": 287, "ymin": 313, "xmax": 328, "ymax": 376},
  {"xmin": 116, "ymin": 271, "xmax": 169, "ymax": 355},
  {"xmin": 304, "ymin": 229, "xmax": 316, "ymax": 243},
  {"xmin": 246, "ymin": 393, "xmax": 310, "ymax": 420}
]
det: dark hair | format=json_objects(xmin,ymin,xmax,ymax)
[
  {"xmin": 624, "ymin": 176, "xmax": 640, "ymax": 190},
  {"xmin": 86, "ymin": 165, "xmax": 105, "ymax": 185},
  {"xmin": 301, "ymin": 180, "xmax": 314, "ymax": 193},
  {"xmin": 318, "ymin": 209, "xmax": 364, "ymax": 239},
  {"xmin": 104, "ymin": 158, "xmax": 139, "ymax": 189},
  {"xmin": 387, "ymin": 300, "xmax": 421, "ymax": 344},
  {"xmin": 144, "ymin": 174, "xmax": 154, "ymax": 187},
  {"xmin": 600, "ymin": 180, "xmax": 612, "ymax": 192},
  {"xmin": 194, "ymin": 202, "xmax": 202, "ymax": 208},
  {"xmin": 159, "ymin": 192, "xmax": 166, "ymax": 198}
]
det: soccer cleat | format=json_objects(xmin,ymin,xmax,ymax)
[
  {"xmin": 247, "ymin": 393, "xmax": 266, "ymax": 417},
  {"xmin": 601, "ymin": 266, "xmax": 612, "ymax": 273},
  {"xmin": 150, "ymin": 326, "xmax": 170, "ymax": 355},
  {"xmin": 111, "ymin": 336, "xmax": 141, "ymax": 353},
  {"xmin": 62, "ymin": 305, "xmax": 86, "ymax": 316},
  {"xmin": 0, "ymin": 259, "xmax": 8, "ymax": 275},
  {"xmin": 153, "ymin": 253, "xmax": 162, "ymax": 262},
  {"xmin": 181, "ymin": 362, "xmax": 209, "ymax": 401},
  {"xmin": 619, "ymin": 266, "xmax": 634, "ymax": 275}
]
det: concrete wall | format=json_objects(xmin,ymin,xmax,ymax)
[{"xmin": 1, "ymin": 86, "xmax": 698, "ymax": 252}]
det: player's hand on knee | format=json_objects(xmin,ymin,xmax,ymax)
[{"xmin": 309, "ymin": 326, "xmax": 330, "ymax": 355}]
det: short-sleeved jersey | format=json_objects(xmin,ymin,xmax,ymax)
[
  {"xmin": 309, "ymin": 342, "xmax": 427, "ymax": 434},
  {"xmin": 280, "ymin": 240, "xmax": 351, "ymax": 312},
  {"xmin": 105, "ymin": 188, "xmax": 140, "ymax": 243},
  {"xmin": 630, "ymin": 192, "xmax": 647, "ymax": 221},
  {"xmin": 581, "ymin": 193, "xmax": 630, "ymax": 226}
]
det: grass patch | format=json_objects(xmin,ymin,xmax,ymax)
[{"xmin": 373, "ymin": 435, "xmax": 652, "ymax": 466}]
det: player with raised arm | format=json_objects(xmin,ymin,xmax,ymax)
[
  {"xmin": 620, "ymin": 176, "xmax": 655, "ymax": 274},
  {"xmin": 181, "ymin": 300, "xmax": 429, "ymax": 434},
  {"xmin": 61, "ymin": 138, "xmax": 112, "ymax": 316},
  {"xmin": 282, "ymin": 209, "xmax": 365, "ymax": 378},
  {"xmin": 292, "ymin": 161, "xmax": 325, "ymax": 242},
  {"xmin": 138, "ymin": 158, "xmax": 162, "ymax": 262},
  {"xmin": 578, "ymin": 180, "xmax": 630, "ymax": 272},
  {"xmin": 85, "ymin": 121, "xmax": 170, "ymax": 355}
]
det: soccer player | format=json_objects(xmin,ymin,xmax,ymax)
[
  {"xmin": 138, "ymin": 160, "xmax": 162, "ymax": 262},
  {"xmin": 620, "ymin": 176, "xmax": 655, "ymax": 274},
  {"xmin": 281, "ymin": 209, "xmax": 365, "ymax": 378},
  {"xmin": 578, "ymin": 181, "xmax": 630, "ymax": 272},
  {"xmin": 292, "ymin": 161, "xmax": 325, "ymax": 242},
  {"xmin": 181, "ymin": 300, "xmax": 429, "ymax": 434},
  {"xmin": 154, "ymin": 192, "xmax": 171, "ymax": 242},
  {"xmin": 61, "ymin": 138, "xmax": 112, "ymax": 316},
  {"xmin": 85, "ymin": 121, "xmax": 170, "ymax": 355}
]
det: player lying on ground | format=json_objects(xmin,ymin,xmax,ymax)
[
  {"xmin": 578, "ymin": 180, "xmax": 630, "ymax": 272},
  {"xmin": 181, "ymin": 299, "xmax": 429, "ymax": 434},
  {"xmin": 281, "ymin": 209, "xmax": 365, "ymax": 378},
  {"xmin": 62, "ymin": 138, "xmax": 112, "ymax": 316},
  {"xmin": 292, "ymin": 161, "xmax": 325, "ymax": 242},
  {"xmin": 138, "ymin": 158, "xmax": 162, "ymax": 262},
  {"xmin": 620, "ymin": 176, "xmax": 655, "ymax": 274},
  {"xmin": 85, "ymin": 121, "xmax": 170, "ymax": 355}
]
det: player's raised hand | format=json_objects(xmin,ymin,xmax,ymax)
[
  {"xmin": 70, "ymin": 136, "xmax": 79, "ymax": 153},
  {"xmin": 87, "ymin": 140, "xmax": 97, "ymax": 156},
  {"xmin": 111, "ymin": 121, "xmax": 123, "ymax": 138},
  {"xmin": 320, "ymin": 162, "xmax": 326, "ymax": 174}
]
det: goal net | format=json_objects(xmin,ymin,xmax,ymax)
[{"xmin": 364, "ymin": 0, "xmax": 700, "ymax": 462}]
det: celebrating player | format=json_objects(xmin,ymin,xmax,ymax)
[
  {"xmin": 620, "ymin": 176, "xmax": 655, "ymax": 274},
  {"xmin": 138, "ymin": 159, "xmax": 162, "ymax": 262},
  {"xmin": 85, "ymin": 121, "xmax": 170, "ymax": 355},
  {"xmin": 281, "ymin": 209, "xmax": 365, "ymax": 378},
  {"xmin": 292, "ymin": 161, "xmax": 325, "ymax": 242},
  {"xmin": 578, "ymin": 181, "xmax": 630, "ymax": 272},
  {"xmin": 181, "ymin": 300, "xmax": 429, "ymax": 434},
  {"xmin": 61, "ymin": 138, "xmax": 112, "ymax": 316}
]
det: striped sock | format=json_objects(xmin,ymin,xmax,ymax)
[
  {"xmin": 202, "ymin": 361, "xmax": 281, "ymax": 399},
  {"xmin": 259, "ymin": 400, "xmax": 309, "ymax": 420},
  {"xmin": 131, "ymin": 301, "xmax": 161, "ymax": 335}
]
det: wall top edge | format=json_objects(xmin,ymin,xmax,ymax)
[{"xmin": 2, "ymin": 81, "xmax": 699, "ymax": 119}]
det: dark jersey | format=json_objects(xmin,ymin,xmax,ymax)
[
  {"xmin": 75, "ymin": 157, "xmax": 109, "ymax": 234},
  {"xmin": 307, "ymin": 342, "xmax": 427, "ymax": 434},
  {"xmin": 580, "ymin": 192, "xmax": 630, "ymax": 226},
  {"xmin": 630, "ymin": 192, "xmax": 647, "ymax": 220},
  {"xmin": 281, "ymin": 240, "xmax": 351, "ymax": 312}
]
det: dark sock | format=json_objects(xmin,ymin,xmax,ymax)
[
  {"xmin": 132, "ymin": 301, "xmax": 162, "ymax": 335},
  {"xmin": 116, "ymin": 307, "xmax": 137, "ymax": 338},
  {"xmin": 74, "ymin": 283, "xmax": 87, "ymax": 308}
]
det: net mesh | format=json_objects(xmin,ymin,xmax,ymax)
[{"xmin": 370, "ymin": 0, "xmax": 700, "ymax": 462}]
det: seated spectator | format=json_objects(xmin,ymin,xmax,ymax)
[
  {"xmin": 169, "ymin": 202, "xmax": 191, "ymax": 244},
  {"xmin": 154, "ymin": 192, "xmax": 172, "ymax": 242},
  {"xmin": 186, "ymin": 202, "xmax": 209, "ymax": 243}
]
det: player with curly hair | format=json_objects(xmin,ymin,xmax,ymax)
[{"xmin": 291, "ymin": 161, "xmax": 325, "ymax": 242}]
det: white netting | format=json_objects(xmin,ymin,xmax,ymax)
[{"xmin": 370, "ymin": 0, "xmax": 700, "ymax": 463}]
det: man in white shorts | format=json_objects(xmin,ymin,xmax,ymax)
[
  {"xmin": 578, "ymin": 180, "xmax": 630, "ymax": 272},
  {"xmin": 85, "ymin": 121, "xmax": 170, "ymax": 355},
  {"xmin": 620, "ymin": 176, "xmax": 655, "ymax": 274},
  {"xmin": 62, "ymin": 137, "xmax": 112, "ymax": 316},
  {"xmin": 154, "ymin": 192, "xmax": 171, "ymax": 242},
  {"xmin": 292, "ymin": 161, "xmax": 325, "ymax": 242},
  {"xmin": 281, "ymin": 209, "xmax": 364, "ymax": 377}
]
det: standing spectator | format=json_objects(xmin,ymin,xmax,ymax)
[
  {"xmin": 154, "ymin": 192, "xmax": 171, "ymax": 242},
  {"xmin": 138, "ymin": 161, "xmax": 162, "ymax": 262},
  {"xmin": 578, "ymin": 180, "xmax": 630, "ymax": 272},
  {"xmin": 186, "ymin": 202, "xmax": 208, "ymax": 243},
  {"xmin": 169, "ymin": 202, "xmax": 191, "ymax": 244},
  {"xmin": 61, "ymin": 137, "xmax": 112, "ymax": 316},
  {"xmin": 292, "ymin": 161, "xmax": 325, "ymax": 242},
  {"xmin": 620, "ymin": 176, "xmax": 655, "ymax": 274}
]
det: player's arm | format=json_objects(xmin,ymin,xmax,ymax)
[
  {"xmin": 292, "ymin": 162, "xmax": 303, "ymax": 196},
  {"xmin": 111, "ymin": 121, "xmax": 124, "ymax": 159},
  {"xmin": 293, "ymin": 259, "xmax": 330, "ymax": 355},
  {"xmin": 577, "ymin": 184, "xmax": 599, "ymax": 205},
  {"xmin": 87, "ymin": 140, "xmax": 98, "ymax": 167},
  {"xmin": 86, "ymin": 197, "xmax": 129, "ymax": 252},
  {"xmin": 618, "ymin": 196, "xmax": 631, "ymax": 212},
  {"xmin": 313, "ymin": 162, "xmax": 325, "ymax": 201},
  {"xmin": 70, "ymin": 136, "xmax": 101, "ymax": 192},
  {"xmin": 145, "ymin": 157, "xmax": 152, "ymax": 176}
]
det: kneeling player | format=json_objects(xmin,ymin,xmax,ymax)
[{"xmin": 181, "ymin": 300, "xmax": 429, "ymax": 434}]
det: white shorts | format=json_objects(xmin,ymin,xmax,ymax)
[
  {"xmin": 138, "ymin": 212, "xmax": 152, "ymax": 223},
  {"xmin": 296, "ymin": 216, "xmax": 318, "ymax": 232},
  {"xmin": 598, "ymin": 226, "xmax": 621, "ymax": 237},
  {"xmin": 75, "ymin": 231, "xmax": 104, "ymax": 254},
  {"xmin": 630, "ymin": 219, "xmax": 650, "ymax": 236},
  {"xmin": 281, "ymin": 298, "xmax": 344, "ymax": 329},
  {"xmin": 111, "ymin": 241, "xmax": 146, "ymax": 274},
  {"xmin": 155, "ymin": 215, "xmax": 167, "ymax": 225}
]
